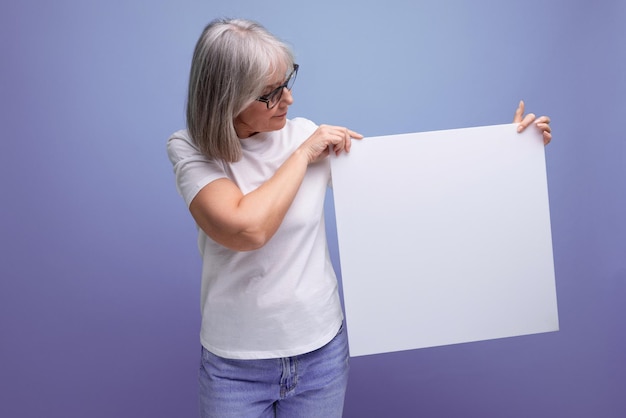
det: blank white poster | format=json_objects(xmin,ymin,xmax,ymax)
[{"xmin": 330, "ymin": 123, "xmax": 558, "ymax": 357}]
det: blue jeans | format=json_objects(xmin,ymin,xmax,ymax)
[{"xmin": 198, "ymin": 323, "xmax": 349, "ymax": 417}]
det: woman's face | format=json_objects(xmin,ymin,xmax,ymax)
[{"xmin": 234, "ymin": 66, "xmax": 294, "ymax": 139}]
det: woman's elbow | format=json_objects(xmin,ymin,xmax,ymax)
[
  {"xmin": 232, "ymin": 233, "xmax": 269, "ymax": 251},
  {"xmin": 209, "ymin": 227, "xmax": 273, "ymax": 252}
]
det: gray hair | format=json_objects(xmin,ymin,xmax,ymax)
[{"xmin": 186, "ymin": 18, "xmax": 295, "ymax": 162}]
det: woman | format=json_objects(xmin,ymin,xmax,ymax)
[{"xmin": 167, "ymin": 18, "xmax": 551, "ymax": 418}]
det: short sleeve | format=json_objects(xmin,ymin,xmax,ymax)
[{"xmin": 166, "ymin": 130, "xmax": 227, "ymax": 207}]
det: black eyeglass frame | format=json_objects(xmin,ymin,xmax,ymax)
[{"xmin": 256, "ymin": 64, "xmax": 299, "ymax": 109}]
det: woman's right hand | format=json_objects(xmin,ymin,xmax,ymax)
[{"xmin": 297, "ymin": 124, "xmax": 363, "ymax": 164}]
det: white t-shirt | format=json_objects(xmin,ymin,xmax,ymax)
[{"xmin": 167, "ymin": 117, "xmax": 344, "ymax": 360}]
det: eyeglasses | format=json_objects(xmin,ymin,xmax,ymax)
[{"xmin": 256, "ymin": 64, "xmax": 299, "ymax": 109}]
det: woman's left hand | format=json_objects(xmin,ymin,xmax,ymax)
[{"xmin": 514, "ymin": 100, "xmax": 552, "ymax": 145}]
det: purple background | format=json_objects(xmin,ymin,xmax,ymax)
[{"xmin": 1, "ymin": 1, "xmax": 624, "ymax": 417}]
